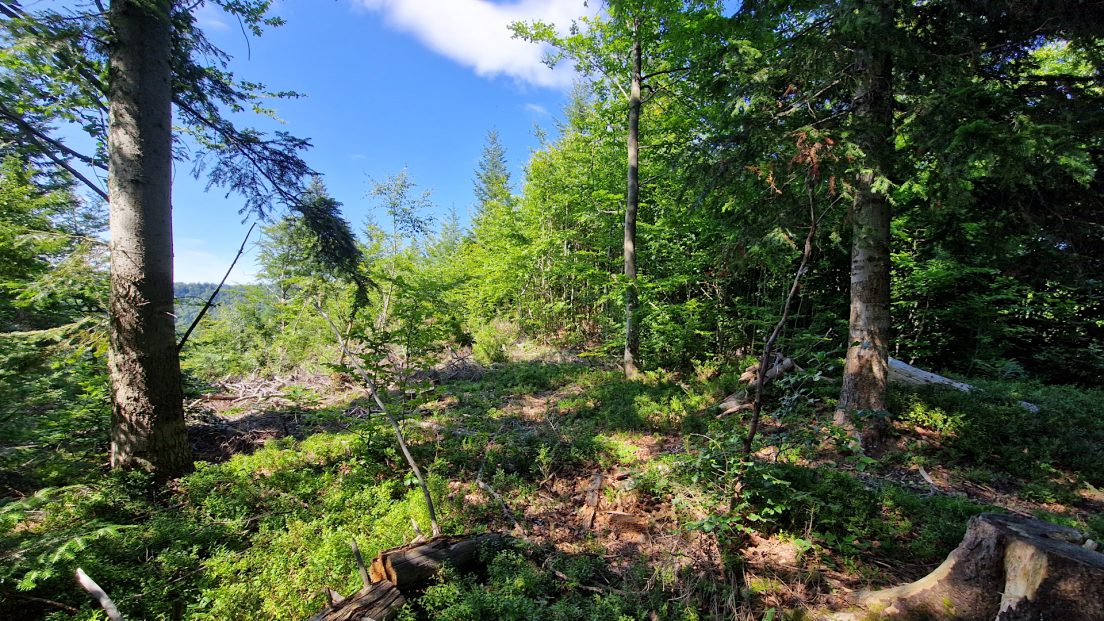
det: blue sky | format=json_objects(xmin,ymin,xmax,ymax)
[{"xmin": 170, "ymin": 0, "xmax": 590, "ymax": 283}]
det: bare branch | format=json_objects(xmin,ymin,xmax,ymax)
[
  {"xmin": 176, "ymin": 221, "xmax": 256, "ymax": 351},
  {"xmin": 76, "ymin": 568, "xmax": 124, "ymax": 621}
]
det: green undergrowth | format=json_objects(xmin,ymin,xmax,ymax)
[
  {"xmin": 2, "ymin": 358, "xmax": 1102, "ymax": 620},
  {"xmin": 414, "ymin": 548, "xmax": 699, "ymax": 621},
  {"xmin": 891, "ymin": 379, "xmax": 1104, "ymax": 487},
  {"xmin": 0, "ymin": 334, "xmax": 110, "ymax": 491},
  {"xmin": 1, "ymin": 428, "xmax": 463, "ymax": 620}
]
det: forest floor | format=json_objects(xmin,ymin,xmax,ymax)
[
  {"xmin": 3, "ymin": 345, "xmax": 1103, "ymax": 620},
  {"xmin": 173, "ymin": 346, "xmax": 1104, "ymax": 620}
]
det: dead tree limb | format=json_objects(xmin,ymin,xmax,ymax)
[
  {"xmin": 76, "ymin": 568, "xmax": 124, "ymax": 621},
  {"xmin": 177, "ymin": 222, "xmax": 256, "ymax": 351},
  {"xmin": 349, "ymin": 538, "xmax": 371, "ymax": 589},
  {"xmin": 317, "ymin": 305, "xmax": 440, "ymax": 536},
  {"xmin": 744, "ymin": 184, "xmax": 820, "ymax": 457},
  {"xmin": 887, "ymin": 358, "xmax": 1040, "ymax": 414}
]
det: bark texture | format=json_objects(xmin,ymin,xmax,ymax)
[
  {"xmin": 368, "ymin": 534, "xmax": 507, "ymax": 590},
  {"xmin": 306, "ymin": 580, "xmax": 406, "ymax": 621},
  {"xmin": 107, "ymin": 0, "xmax": 191, "ymax": 477},
  {"xmin": 838, "ymin": 0, "xmax": 895, "ymax": 446},
  {"xmin": 623, "ymin": 20, "xmax": 642, "ymax": 379},
  {"xmin": 842, "ymin": 513, "xmax": 1104, "ymax": 620}
]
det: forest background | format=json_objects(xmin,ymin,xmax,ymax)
[{"xmin": 1, "ymin": 0, "xmax": 1102, "ymax": 619}]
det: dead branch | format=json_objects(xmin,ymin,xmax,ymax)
[
  {"xmin": 745, "ymin": 182, "xmax": 820, "ymax": 457},
  {"xmin": 316, "ymin": 304, "xmax": 440, "ymax": 536},
  {"xmin": 76, "ymin": 568, "xmax": 124, "ymax": 621}
]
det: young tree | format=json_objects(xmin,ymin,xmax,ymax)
[
  {"xmin": 514, "ymin": 0, "xmax": 724, "ymax": 377},
  {"xmin": 368, "ymin": 170, "xmax": 434, "ymax": 330},
  {"xmin": 462, "ymin": 129, "xmax": 527, "ymax": 322},
  {"xmin": 473, "ymin": 129, "xmax": 512, "ymax": 208}
]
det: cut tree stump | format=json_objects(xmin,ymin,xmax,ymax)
[
  {"xmin": 837, "ymin": 513, "xmax": 1104, "ymax": 620},
  {"xmin": 888, "ymin": 358, "xmax": 1039, "ymax": 414},
  {"xmin": 306, "ymin": 580, "xmax": 406, "ymax": 621},
  {"xmin": 367, "ymin": 534, "xmax": 507, "ymax": 590}
]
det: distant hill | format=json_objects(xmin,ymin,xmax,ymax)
[{"xmin": 174, "ymin": 282, "xmax": 255, "ymax": 332}]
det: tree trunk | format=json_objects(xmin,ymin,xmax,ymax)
[
  {"xmin": 623, "ymin": 20, "xmax": 642, "ymax": 379},
  {"xmin": 840, "ymin": 513, "xmax": 1104, "ymax": 620},
  {"xmin": 107, "ymin": 0, "xmax": 191, "ymax": 477},
  {"xmin": 837, "ymin": 0, "xmax": 894, "ymax": 447}
]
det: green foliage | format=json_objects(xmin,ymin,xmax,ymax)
[
  {"xmin": 472, "ymin": 318, "xmax": 518, "ymax": 365},
  {"xmin": 891, "ymin": 381, "xmax": 1104, "ymax": 485},
  {"xmin": 0, "ymin": 328, "xmax": 109, "ymax": 491},
  {"xmin": 0, "ymin": 156, "xmax": 106, "ymax": 332},
  {"xmin": 419, "ymin": 548, "xmax": 646, "ymax": 621},
  {"xmin": 1, "ymin": 426, "xmax": 457, "ymax": 620},
  {"xmin": 750, "ymin": 464, "xmax": 987, "ymax": 564},
  {"xmin": 4, "ymin": 2, "xmax": 1104, "ymax": 619}
]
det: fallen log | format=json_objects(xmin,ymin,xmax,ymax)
[
  {"xmin": 306, "ymin": 580, "xmax": 406, "ymax": 621},
  {"xmin": 837, "ymin": 513, "xmax": 1104, "ymax": 620},
  {"xmin": 715, "ymin": 357, "xmax": 801, "ymax": 417},
  {"xmin": 888, "ymin": 358, "xmax": 1040, "ymax": 413},
  {"xmin": 368, "ymin": 534, "xmax": 508, "ymax": 590},
  {"xmin": 738, "ymin": 356, "xmax": 799, "ymax": 385}
]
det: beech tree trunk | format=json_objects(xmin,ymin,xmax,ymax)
[
  {"xmin": 107, "ymin": 0, "xmax": 191, "ymax": 477},
  {"xmin": 837, "ymin": 0, "xmax": 894, "ymax": 446},
  {"xmin": 623, "ymin": 20, "xmax": 642, "ymax": 379},
  {"xmin": 842, "ymin": 513, "xmax": 1104, "ymax": 620}
]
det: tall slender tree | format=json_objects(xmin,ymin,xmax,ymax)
[
  {"xmin": 622, "ymin": 17, "xmax": 642, "ymax": 376},
  {"xmin": 513, "ymin": 0, "xmax": 723, "ymax": 377}
]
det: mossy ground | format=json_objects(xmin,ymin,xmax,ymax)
[{"xmin": 2, "ymin": 349, "xmax": 1101, "ymax": 620}]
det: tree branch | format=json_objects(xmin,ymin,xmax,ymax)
[
  {"xmin": 744, "ymin": 180, "xmax": 820, "ymax": 457},
  {"xmin": 6, "ymin": 119, "xmax": 108, "ymax": 201},
  {"xmin": 176, "ymin": 221, "xmax": 256, "ymax": 351},
  {"xmin": 316, "ymin": 305, "xmax": 441, "ymax": 537},
  {"xmin": 0, "ymin": 102, "xmax": 106, "ymax": 170},
  {"xmin": 76, "ymin": 568, "xmax": 124, "ymax": 621},
  {"xmin": 641, "ymin": 65, "xmax": 690, "ymax": 82}
]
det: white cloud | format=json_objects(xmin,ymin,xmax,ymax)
[
  {"xmin": 194, "ymin": 3, "xmax": 230, "ymax": 31},
  {"xmin": 523, "ymin": 102, "xmax": 549, "ymax": 115},
  {"xmin": 355, "ymin": 0, "xmax": 587, "ymax": 88}
]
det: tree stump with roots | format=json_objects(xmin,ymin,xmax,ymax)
[{"xmin": 835, "ymin": 513, "xmax": 1103, "ymax": 620}]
